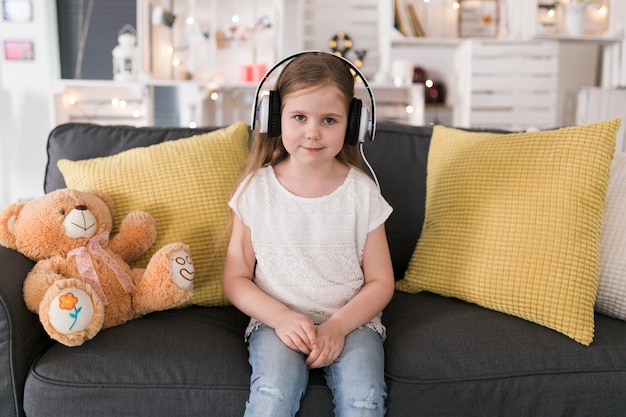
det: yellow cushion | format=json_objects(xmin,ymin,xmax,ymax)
[
  {"xmin": 58, "ymin": 121, "xmax": 249, "ymax": 307},
  {"xmin": 396, "ymin": 119, "xmax": 621, "ymax": 345}
]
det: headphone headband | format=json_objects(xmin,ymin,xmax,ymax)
[{"xmin": 250, "ymin": 50, "xmax": 377, "ymax": 141}]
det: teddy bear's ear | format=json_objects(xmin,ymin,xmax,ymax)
[
  {"xmin": 0, "ymin": 201, "xmax": 27, "ymax": 249},
  {"xmin": 83, "ymin": 189, "xmax": 116, "ymax": 218}
]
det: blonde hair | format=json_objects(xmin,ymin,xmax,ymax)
[{"xmin": 242, "ymin": 52, "xmax": 362, "ymax": 182}]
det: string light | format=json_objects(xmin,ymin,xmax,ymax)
[{"xmin": 62, "ymin": 93, "xmax": 143, "ymax": 122}]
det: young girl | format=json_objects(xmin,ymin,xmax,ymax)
[{"xmin": 222, "ymin": 51, "xmax": 395, "ymax": 417}]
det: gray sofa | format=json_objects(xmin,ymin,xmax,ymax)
[{"xmin": 1, "ymin": 121, "xmax": 626, "ymax": 417}]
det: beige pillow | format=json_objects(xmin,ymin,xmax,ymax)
[
  {"xmin": 58, "ymin": 121, "xmax": 249, "ymax": 307},
  {"xmin": 596, "ymin": 152, "xmax": 626, "ymax": 320},
  {"xmin": 396, "ymin": 119, "xmax": 621, "ymax": 345}
]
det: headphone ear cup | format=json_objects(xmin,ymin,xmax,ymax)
[
  {"xmin": 358, "ymin": 104, "xmax": 371, "ymax": 143},
  {"xmin": 345, "ymin": 98, "xmax": 363, "ymax": 146},
  {"xmin": 256, "ymin": 94, "xmax": 270, "ymax": 134},
  {"xmin": 267, "ymin": 90, "xmax": 282, "ymax": 138}
]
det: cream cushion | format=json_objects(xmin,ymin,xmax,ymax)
[{"xmin": 596, "ymin": 152, "xmax": 626, "ymax": 320}]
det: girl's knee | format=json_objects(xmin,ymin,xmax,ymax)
[
  {"xmin": 246, "ymin": 375, "xmax": 306, "ymax": 417},
  {"xmin": 334, "ymin": 383, "xmax": 387, "ymax": 417}
]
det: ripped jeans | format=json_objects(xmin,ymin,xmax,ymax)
[{"xmin": 244, "ymin": 324, "xmax": 387, "ymax": 417}]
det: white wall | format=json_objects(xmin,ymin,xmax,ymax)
[{"xmin": 0, "ymin": 0, "xmax": 60, "ymax": 207}]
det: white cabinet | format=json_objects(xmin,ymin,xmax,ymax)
[
  {"xmin": 52, "ymin": 80, "xmax": 155, "ymax": 127},
  {"xmin": 461, "ymin": 39, "xmax": 559, "ymax": 130}
]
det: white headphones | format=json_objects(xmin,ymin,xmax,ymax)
[{"xmin": 250, "ymin": 50, "xmax": 377, "ymax": 145}]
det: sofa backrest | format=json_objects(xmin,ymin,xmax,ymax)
[
  {"xmin": 362, "ymin": 122, "xmax": 432, "ymax": 277},
  {"xmin": 44, "ymin": 123, "xmax": 218, "ymax": 193},
  {"xmin": 44, "ymin": 121, "xmax": 433, "ymax": 279}
]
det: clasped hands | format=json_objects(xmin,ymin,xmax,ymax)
[{"xmin": 274, "ymin": 311, "xmax": 346, "ymax": 369}]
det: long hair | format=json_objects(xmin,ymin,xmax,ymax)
[{"xmin": 242, "ymin": 52, "xmax": 362, "ymax": 183}]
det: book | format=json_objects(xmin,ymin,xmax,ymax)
[
  {"xmin": 407, "ymin": 3, "xmax": 426, "ymax": 37},
  {"xmin": 394, "ymin": 0, "xmax": 411, "ymax": 37}
]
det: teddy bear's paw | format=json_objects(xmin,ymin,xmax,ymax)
[
  {"xmin": 169, "ymin": 250, "xmax": 194, "ymax": 291},
  {"xmin": 40, "ymin": 279, "xmax": 105, "ymax": 346},
  {"xmin": 48, "ymin": 288, "xmax": 95, "ymax": 333}
]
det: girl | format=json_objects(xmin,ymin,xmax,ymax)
[{"xmin": 222, "ymin": 51, "xmax": 395, "ymax": 417}]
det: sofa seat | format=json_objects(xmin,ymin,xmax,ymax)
[
  {"xmin": 23, "ymin": 303, "xmax": 335, "ymax": 417},
  {"xmin": 383, "ymin": 291, "xmax": 626, "ymax": 416},
  {"xmin": 23, "ymin": 288, "xmax": 626, "ymax": 417}
]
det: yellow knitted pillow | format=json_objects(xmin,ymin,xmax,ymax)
[
  {"xmin": 58, "ymin": 121, "xmax": 249, "ymax": 307},
  {"xmin": 396, "ymin": 119, "xmax": 621, "ymax": 345}
]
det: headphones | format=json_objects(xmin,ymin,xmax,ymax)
[{"xmin": 250, "ymin": 50, "xmax": 376, "ymax": 145}]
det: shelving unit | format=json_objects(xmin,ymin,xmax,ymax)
[
  {"xmin": 50, "ymin": 0, "xmax": 626, "ymax": 130},
  {"xmin": 382, "ymin": 0, "xmax": 626, "ymax": 129}
]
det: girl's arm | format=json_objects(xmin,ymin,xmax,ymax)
[
  {"xmin": 306, "ymin": 224, "xmax": 395, "ymax": 368},
  {"xmin": 222, "ymin": 214, "xmax": 318, "ymax": 355}
]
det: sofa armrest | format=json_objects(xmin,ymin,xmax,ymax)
[{"xmin": 0, "ymin": 246, "xmax": 51, "ymax": 417}]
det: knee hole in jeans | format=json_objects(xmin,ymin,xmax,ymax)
[
  {"xmin": 351, "ymin": 386, "xmax": 381, "ymax": 411},
  {"xmin": 257, "ymin": 385, "xmax": 285, "ymax": 401}
]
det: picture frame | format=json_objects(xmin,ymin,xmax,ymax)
[
  {"xmin": 2, "ymin": 0, "xmax": 33, "ymax": 22},
  {"xmin": 458, "ymin": 0, "xmax": 499, "ymax": 38},
  {"xmin": 4, "ymin": 40, "xmax": 34, "ymax": 61}
]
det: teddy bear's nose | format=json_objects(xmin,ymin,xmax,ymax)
[{"xmin": 63, "ymin": 206, "xmax": 97, "ymax": 239}]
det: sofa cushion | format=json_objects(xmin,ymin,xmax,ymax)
[
  {"xmin": 57, "ymin": 122, "xmax": 249, "ymax": 306},
  {"xmin": 383, "ymin": 291, "xmax": 626, "ymax": 417},
  {"xmin": 597, "ymin": 152, "xmax": 626, "ymax": 320},
  {"xmin": 396, "ymin": 119, "xmax": 621, "ymax": 345},
  {"xmin": 23, "ymin": 306, "xmax": 334, "ymax": 417}
]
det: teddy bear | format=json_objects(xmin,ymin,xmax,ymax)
[{"xmin": 0, "ymin": 188, "xmax": 195, "ymax": 347}]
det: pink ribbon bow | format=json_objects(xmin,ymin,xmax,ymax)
[{"xmin": 67, "ymin": 232, "xmax": 136, "ymax": 305}]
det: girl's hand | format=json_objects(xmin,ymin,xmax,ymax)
[
  {"xmin": 274, "ymin": 312, "xmax": 318, "ymax": 355},
  {"xmin": 305, "ymin": 320, "xmax": 346, "ymax": 369}
]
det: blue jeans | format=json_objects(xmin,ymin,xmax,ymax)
[{"xmin": 244, "ymin": 324, "xmax": 387, "ymax": 417}]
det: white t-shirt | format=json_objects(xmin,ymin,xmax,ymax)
[{"xmin": 229, "ymin": 166, "xmax": 393, "ymax": 338}]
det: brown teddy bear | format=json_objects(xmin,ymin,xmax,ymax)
[{"xmin": 0, "ymin": 188, "xmax": 194, "ymax": 347}]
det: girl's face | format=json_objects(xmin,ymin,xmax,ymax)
[{"xmin": 280, "ymin": 83, "xmax": 348, "ymax": 168}]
